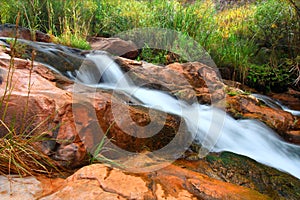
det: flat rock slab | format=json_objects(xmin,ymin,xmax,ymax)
[
  {"xmin": 40, "ymin": 163, "xmax": 270, "ymax": 200},
  {"xmin": 0, "ymin": 175, "xmax": 42, "ymax": 200}
]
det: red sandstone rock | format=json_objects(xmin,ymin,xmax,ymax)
[
  {"xmin": 0, "ymin": 47, "xmax": 298, "ymax": 199},
  {"xmin": 226, "ymin": 94, "xmax": 295, "ymax": 136},
  {"xmin": 115, "ymin": 57, "xmax": 226, "ymax": 104},
  {"xmin": 1, "ymin": 51, "xmax": 299, "ymax": 167},
  {"xmin": 0, "ymin": 52, "xmax": 188, "ymax": 167},
  {"xmin": 39, "ymin": 163, "xmax": 270, "ymax": 200},
  {"xmin": 0, "ymin": 24, "xmax": 52, "ymax": 42},
  {"xmin": 270, "ymin": 88, "xmax": 300, "ymax": 111},
  {"xmin": 88, "ymin": 37, "xmax": 138, "ymax": 59}
]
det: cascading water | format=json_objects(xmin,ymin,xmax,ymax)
[
  {"xmin": 2, "ymin": 37, "xmax": 299, "ymax": 178},
  {"xmin": 252, "ymin": 93, "xmax": 300, "ymax": 116},
  {"xmin": 73, "ymin": 53, "xmax": 300, "ymax": 180}
]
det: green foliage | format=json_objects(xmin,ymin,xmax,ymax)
[
  {"xmin": 246, "ymin": 0, "xmax": 300, "ymax": 91},
  {"xmin": 247, "ymin": 64, "xmax": 292, "ymax": 92},
  {"xmin": 0, "ymin": 0, "xmax": 299, "ymax": 91},
  {"xmin": 252, "ymin": 0, "xmax": 299, "ymax": 60},
  {"xmin": 137, "ymin": 44, "xmax": 186, "ymax": 65},
  {"xmin": 137, "ymin": 47, "xmax": 169, "ymax": 65},
  {"xmin": 0, "ymin": 0, "xmax": 96, "ymax": 49},
  {"xmin": 55, "ymin": 34, "xmax": 91, "ymax": 50}
]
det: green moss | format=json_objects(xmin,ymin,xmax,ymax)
[{"xmin": 203, "ymin": 152, "xmax": 300, "ymax": 199}]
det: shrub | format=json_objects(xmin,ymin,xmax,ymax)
[
  {"xmin": 247, "ymin": 63, "xmax": 292, "ymax": 92},
  {"xmin": 247, "ymin": 0, "xmax": 300, "ymax": 90}
]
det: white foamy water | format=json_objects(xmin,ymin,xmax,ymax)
[
  {"xmin": 75, "ymin": 53, "xmax": 300, "ymax": 179},
  {"xmin": 252, "ymin": 93, "xmax": 300, "ymax": 116}
]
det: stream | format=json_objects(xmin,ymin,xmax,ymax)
[
  {"xmin": 71, "ymin": 53, "xmax": 300, "ymax": 179},
  {"xmin": 1, "ymin": 38, "xmax": 300, "ymax": 179}
]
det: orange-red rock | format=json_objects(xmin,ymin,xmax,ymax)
[
  {"xmin": 116, "ymin": 58, "xmax": 226, "ymax": 104},
  {"xmin": 0, "ymin": 24, "xmax": 52, "ymax": 42},
  {"xmin": 39, "ymin": 163, "xmax": 270, "ymax": 200},
  {"xmin": 88, "ymin": 37, "xmax": 138, "ymax": 59},
  {"xmin": 226, "ymin": 94, "xmax": 297, "ymax": 139},
  {"xmin": 0, "ymin": 52, "xmax": 188, "ymax": 167}
]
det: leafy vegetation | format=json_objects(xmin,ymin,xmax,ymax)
[{"xmin": 0, "ymin": 0, "xmax": 299, "ymax": 91}]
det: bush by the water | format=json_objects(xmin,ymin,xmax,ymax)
[{"xmin": 0, "ymin": 0, "xmax": 299, "ymax": 92}]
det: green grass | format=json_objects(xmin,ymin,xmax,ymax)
[
  {"xmin": 88, "ymin": 122, "xmax": 123, "ymax": 168},
  {"xmin": 0, "ymin": 0, "xmax": 299, "ymax": 91},
  {"xmin": 0, "ymin": 124, "xmax": 62, "ymax": 176}
]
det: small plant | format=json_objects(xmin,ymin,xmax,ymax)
[
  {"xmin": 226, "ymin": 90, "xmax": 239, "ymax": 96},
  {"xmin": 55, "ymin": 34, "xmax": 91, "ymax": 50},
  {"xmin": 0, "ymin": 124, "xmax": 62, "ymax": 176},
  {"xmin": 137, "ymin": 46, "xmax": 170, "ymax": 65},
  {"xmin": 89, "ymin": 122, "xmax": 121, "ymax": 167}
]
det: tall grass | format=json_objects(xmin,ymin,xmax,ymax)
[
  {"xmin": 0, "ymin": 16, "xmax": 63, "ymax": 176},
  {"xmin": 0, "ymin": 0, "xmax": 299, "ymax": 90}
]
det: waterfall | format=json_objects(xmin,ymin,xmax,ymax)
[{"xmin": 74, "ymin": 53, "xmax": 300, "ymax": 179}]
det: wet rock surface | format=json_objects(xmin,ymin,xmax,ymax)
[
  {"xmin": 177, "ymin": 151, "xmax": 300, "ymax": 200},
  {"xmin": 225, "ymin": 91, "xmax": 300, "ymax": 144},
  {"xmin": 0, "ymin": 51, "xmax": 190, "ymax": 168},
  {"xmin": 270, "ymin": 88, "xmax": 300, "ymax": 111},
  {"xmin": 115, "ymin": 57, "xmax": 226, "ymax": 104}
]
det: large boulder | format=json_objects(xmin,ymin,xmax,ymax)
[
  {"xmin": 88, "ymin": 37, "xmax": 138, "ymax": 59},
  {"xmin": 0, "ymin": 24, "xmax": 52, "ymax": 42},
  {"xmin": 116, "ymin": 57, "xmax": 300, "ymax": 144},
  {"xmin": 115, "ymin": 57, "xmax": 225, "ymax": 104}
]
